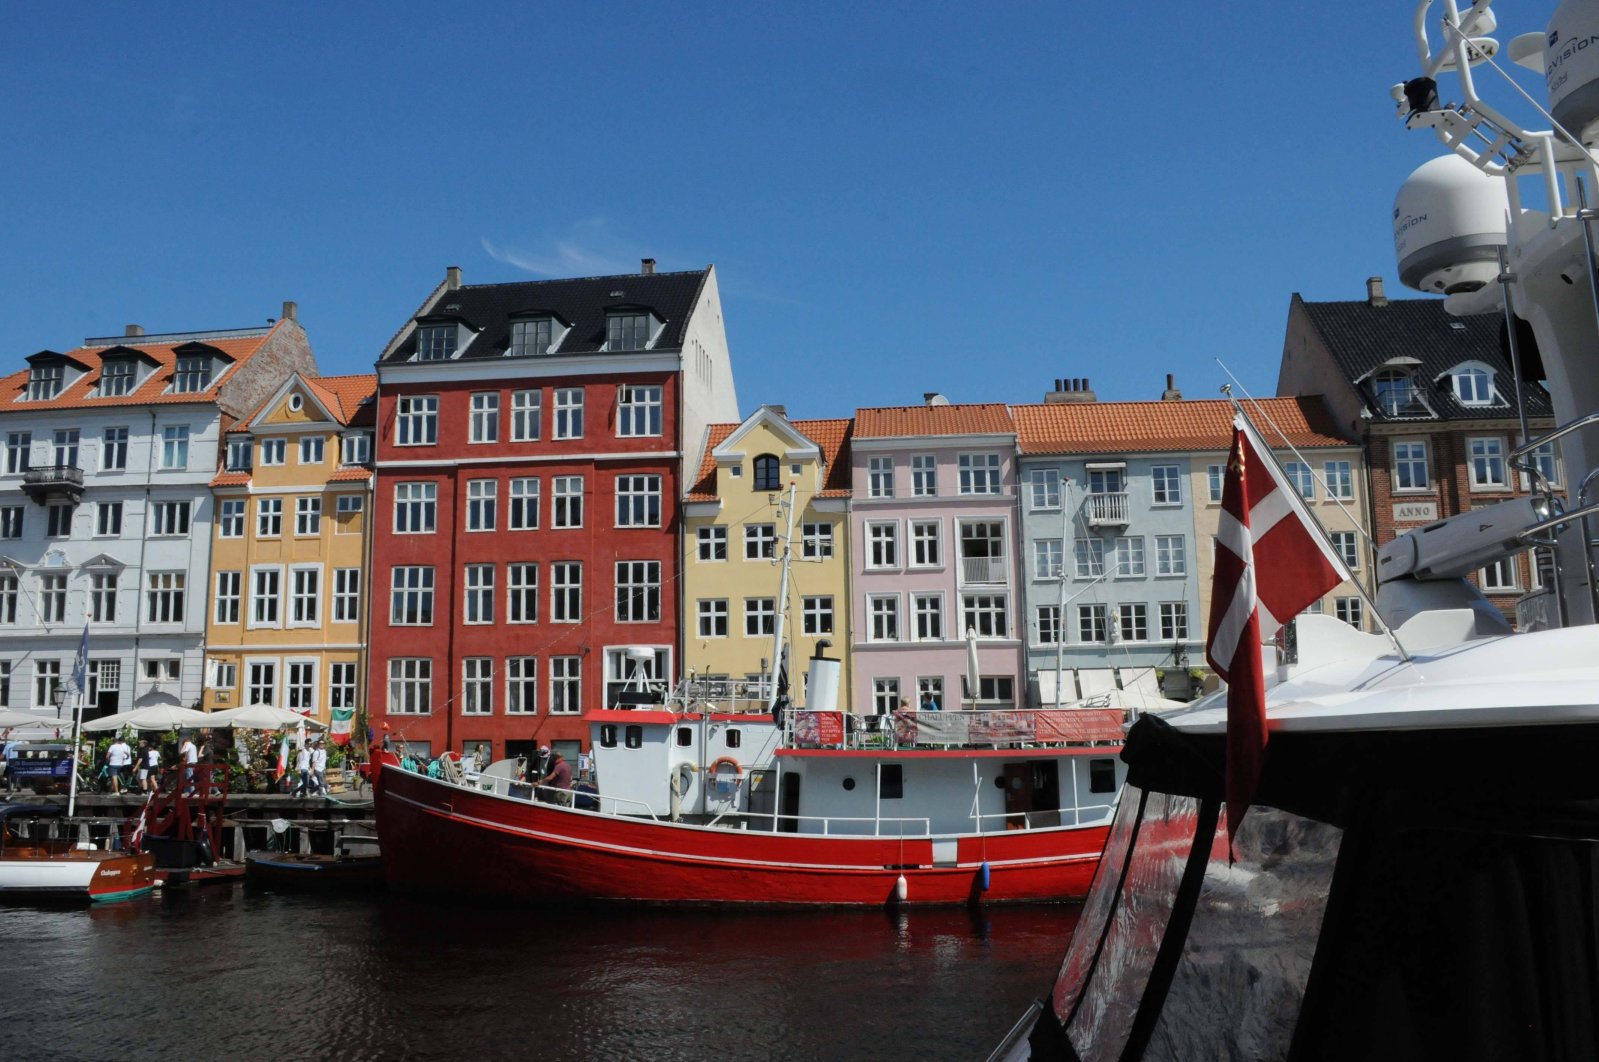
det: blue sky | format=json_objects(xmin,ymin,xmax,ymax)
[{"xmin": 0, "ymin": 2, "xmax": 1552, "ymax": 418}]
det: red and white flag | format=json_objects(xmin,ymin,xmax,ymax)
[{"xmin": 1206, "ymin": 413, "xmax": 1344, "ymax": 840}]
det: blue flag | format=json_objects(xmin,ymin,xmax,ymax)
[{"xmin": 72, "ymin": 623, "xmax": 88, "ymax": 693}]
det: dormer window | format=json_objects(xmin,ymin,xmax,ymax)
[
  {"xmin": 1449, "ymin": 362, "xmax": 1496, "ymax": 405},
  {"xmin": 607, "ymin": 313, "xmax": 651, "ymax": 352},
  {"xmin": 172, "ymin": 356, "xmax": 212, "ymax": 394},
  {"xmin": 415, "ymin": 324, "xmax": 457, "ymax": 361},
  {"xmin": 99, "ymin": 360, "xmax": 136, "ymax": 397},
  {"xmin": 510, "ymin": 318, "xmax": 554, "ymax": 357},
  {"xmin": 1370, "ymin": 370, "xmax": 1427, "ymax": 417},
  {"xmin": 753, "ymin": 454, "xmax": 781, "ymax": 491},
  {"xmin": 225, "ymin": 438, "xmax": 253, "ymax": 472},
  {"xmin": 27, "ymin": 365, "xmax": 63, "ymax": 401}
]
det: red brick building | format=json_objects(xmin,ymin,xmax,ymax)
[
  {"xmin": 1278, "ymin": 279, "xmax": 1557, "ymax": 624},
  {"xmin": 369, "ymin": 263, "xmax": 739, "ymax": 762}
]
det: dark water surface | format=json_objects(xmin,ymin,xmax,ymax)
[{"xmin": 4, "ymin": 885, "xmax": 1075, "ymax": 1061}]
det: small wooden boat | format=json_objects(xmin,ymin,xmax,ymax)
[
  {"xmin": 0, "ymin": 804, "xmax": 157, "ymax": 903},
  {"xmin": 244, "ymin": 849, "xmax": 384, "ymax": 889}
]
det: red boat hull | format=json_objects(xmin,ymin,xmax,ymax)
[{"xmin": 377, "ymin": 762, "xmax": 1108, "ymax": 906}]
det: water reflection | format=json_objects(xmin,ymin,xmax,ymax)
[{"xmin": 4, "ymin": 888, "xmax": 1078, "ymax": 1061}]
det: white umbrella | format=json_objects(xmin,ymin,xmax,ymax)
[
  {"xmin": 208, "ymin": 703, "xmax": 326, "ymax": 731},
  {"xmin": 82, "ymin": 703, "xmax": 214, "ymax": 732},
  {"xmin": 965, "ymin": 627, "xmax": 981, "ymax": 708},
  {"xmin": 0, "ymin": 709, "xmax": 61, "ymax": 729}
]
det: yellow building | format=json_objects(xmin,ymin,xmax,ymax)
[
  {"xmin": 203, "ymin": 373, "xmax": 376, "ymax": 738},
  {"xmin": 682, "ymin": 407, "xmax": 853, "ymax": 702}
]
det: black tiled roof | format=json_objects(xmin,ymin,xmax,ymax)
[
  {"xmin": 381, "ymin": 268, "xmax": 710, "ymax": 364},
  {"xmin": 1294, "ymin": 294, "xmax": 1553, "ymax": 422}
]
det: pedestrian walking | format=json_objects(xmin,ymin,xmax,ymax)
[
  {"xmin": 106, "ymin": 736, "xmax": 133, "ymax": 794},
  {"xmin": 293, "ymin": 743, "xmax": 311, "ymax": 797},
  {"xmin": 311, "ymin": 740, "xmax": 328, "ymax": 795}
]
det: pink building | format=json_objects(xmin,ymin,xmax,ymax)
[{"xmin": 849, "ymin": 400, "xmax": 1023, "ymax": 713}]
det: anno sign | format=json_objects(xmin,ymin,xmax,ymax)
[{"xmin": 1393, "ymin": 501, "xmax": 1437, "ymax": 523}]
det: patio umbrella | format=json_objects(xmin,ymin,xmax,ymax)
[
  {"xmin": 965, "ymin": 627, "xmax": 981, "ymax": 707},
  {"xmin": 0, "ymin": 709, "xmax": 62, "ymax": 729},
  {"xmin": 208, "ymin": 703, "xmax": 326, "ymax": 731},
  {"xmin": 81, "ymin": 703, "xmax": 214, "ymax": 732}
]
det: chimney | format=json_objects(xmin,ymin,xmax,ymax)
[
  {"xmin": 281, "ymin": 300, "xmax": 298, "ymax": 323},
  {"xmin": 1044, "ymin": 377, "xmax": 1071, "ymax": 404},
  {"xmin": 641, "ymin": 258, "xmax": 656, "ymax": 275},
  {"xmin": 1161, "ymin": 373, "xmax": 1183, "ymax": 401},
  {"xmin": 124, "ymin": 324, "xmax": 144, "ymax": 337},
  {"xmin": 1366, "ymin": 276, "xmax": 1389, "ymax": 307},
  {"xmin": 446, "ymin": 266, "xmax": 462, "ymax": 291}
]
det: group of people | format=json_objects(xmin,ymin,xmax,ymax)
[
  {"xmin": 292, "ymin": 739, "xmax": 331, "ymax": 797},
  {"xmin": 102, "ymin": 736, "xmax": 165, "ymax": 794},
  {"xmin": 517, "ymin": 745, "xmax": 573, "ymax": 805}
]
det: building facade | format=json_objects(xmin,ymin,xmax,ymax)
[
  {"xmin": 0, "ymin": 312, "xmax": 315, "ymax": 724},
  {"xmin": 681, "ymin": 407, "xmax": 853, "ymax": 700},
  {"xmin": 368, "ymin": 264, "xmax": 739, "ymax": 761},
  {"xmin": 848, "ymin": 401, "xmax": 1023, "ymax": 714},
  {"xmin": 1278, "ymin": 280, "xmax": 1556, "ymax": 623},
  {"xmin": 202, "ymin": 373, "xmax": 375, "ymax": 737}
]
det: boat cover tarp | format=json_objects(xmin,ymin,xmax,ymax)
[{"xmin": 1014, "ymin": 713, "xmax": 1599, "ymax": 1061}]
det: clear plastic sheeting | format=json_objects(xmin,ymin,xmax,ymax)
[
  {"xmin": 1142, "ymin": 807, "xmax": 1342, "ymax": 1061},
  {"xmin": 1052, "ymin": 785, "xmax": 1144, "ymax": 1020},
  {"xmin": 1065, "ymin": 792, "xmax": 1201, "ymax": 1062}
]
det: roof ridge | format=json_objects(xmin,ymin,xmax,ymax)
[{"xmin": 458, "ymin": 268, "xmax": 707, "ymax": 291}]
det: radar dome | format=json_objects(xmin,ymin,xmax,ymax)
[
  {"xmin": 1393, "ymin": 155, "xmax": 1508, "ymax": 294},
  {"xmin": 1549, "ymin": 0, "xmax": 1599, "ymax": 145}
]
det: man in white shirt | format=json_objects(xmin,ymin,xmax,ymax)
[
  {"xmin": 294, "ymin": 744, "xmax": 312, "ymax": 797},
  {"xmin": 310, "ymin": 741, "xmax": 328, "ymax": 795},
  {"xmin": 106, "ymin": 737, "xmax": 133, "ymax": 794},
  {"xmin": 178, "ymin": 734, "xmax": 198, "ymax": 795}
]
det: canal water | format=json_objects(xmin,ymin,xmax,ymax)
[{"xmin": 4, "ymin": 886, "xmax": 1076, "ymax": 1061}]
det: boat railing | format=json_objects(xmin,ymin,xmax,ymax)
[
  {"xmin": 970, "ymin": 801, "xmax": 1118, "ymax": 832},
  {"xmin": 791, "ymin": 707, "xmax": 1126, "ymax": 752}
]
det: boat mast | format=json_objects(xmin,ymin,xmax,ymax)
[{"xmin": 767, "ymin": 482, "xmax": 799, "ymax": 710}]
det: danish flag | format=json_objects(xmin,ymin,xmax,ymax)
[{"xmin": 1206, "ymin": 414, "xmax": 1344, "ymax": 840}]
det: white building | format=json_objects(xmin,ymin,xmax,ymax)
[{"xmin": 0, "ymin": 310, "xmax": 315, "ymax": 724}]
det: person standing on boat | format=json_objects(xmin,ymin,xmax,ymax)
[
  {"xmin": 106, "ymin": 736, "xmax": 133, "ymax": 794},
  {"xmin": 537, "ymin": 750, "xmax": 573, "ymax": 806}
]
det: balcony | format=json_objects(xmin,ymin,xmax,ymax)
[
  {"xmin": 960, "ymin": 555, "xmax": 1008, "ymax": 585},
  {"xmin": 1085, "ymin": 491, "xmax": 1129, "ymax": 527},
  {"xmin": 22, "ymin": 465, "xmax": 84, "ymax": 506}
]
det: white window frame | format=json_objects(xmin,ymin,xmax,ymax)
[
  {"xmin": 469, "ymin": 392, "xmax": 500, "ymax": 444},
  {"xmin": 554, "ymin": 388, "xmax": 584, "ymax": 440},
  {"xmin": 463, "ymin": 563, "xmax": 495, "ymax": 625},
  {"xmin": 1028, "ymin": 468, "xmax": 1061, "ymax": 510},
  {"xmin": 553, "ymin": 476, "xmax": 583, "ymax": 529},
  {"xmin": 911, "ymin": 454, "xmax": 937, "ymax": 497},
  {"xmin": 249, "ymin": 566, "xmax": 284, "ymax": 629},
  {"xmin": 507, "ymin": 563, "xmax": 539, "ymax": 623},
  {"xmin": 467, "ymin": 479, "xmax": 497, "ymax": 532},
  {"xmin": 1468, "ymin": 436, "xmax": 1508, "ymax": 490}
]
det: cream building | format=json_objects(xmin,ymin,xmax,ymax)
[
  {"xmin": 202, "ymin": 373, "xmax": 375, "ymax": 737},
  {"xmin": 682, "ymin": 407, "xmax": 853, "ymax": 703}
]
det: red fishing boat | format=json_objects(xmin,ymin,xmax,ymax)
[{"xmin": 376, "ymin": 663, "xmax": 1129, "ymax": 907}]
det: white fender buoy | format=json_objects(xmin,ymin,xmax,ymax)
[{"xmin": 895, "ymin": 874, "xmax": 908, "ymax": 902}]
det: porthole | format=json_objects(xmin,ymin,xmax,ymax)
[
  {"xmin": 599, "ymin": 725, "xmax": 617, "ymax": 749},
  {"xmin": 842, "ymin": 777, "xmax": 856, "ymax": 791},
  {"xmin": 726, "ymin": 728, "xmax": 741, "ymax": 749},
  {"xmin": 993, "ymin": 776, "xmax": 1006, "ymax": 789},
  {"xmin": 676, "ymin": 727, "xmax": 692, "ymax": 747},
  {"xmin": 624, "ymin": 725, "xmax": 643, "ymax": 749}
]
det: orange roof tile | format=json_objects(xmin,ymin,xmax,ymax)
[
  {"xmin": 328, "ymin": 467, "xmax": 374, "ymax": 483},
  {"xmin": 306, "ymin": 374, "xmax": 377, "ymax": 426},
  {"xmin": 685, "ymin": 417, "xmax": 854, "ymax": 501},
  {"xmin": 0, "ymin": 325, "xmax": 282, "ymax": 413},
  {"xmin": 853, "ymin": 403, "xmax": 1014, "ymax": 439},
  {"xmin": 1012, "ymin": 397, "xmax": 1354, "ymax": 455},
  {"xmin": 209, "ymin": 471, "xmax": 251, "ymax": 488}
]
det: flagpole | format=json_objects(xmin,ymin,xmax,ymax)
[{"xmin": 1215, "ymin": 372, "xmax": 1409, "ymax": 662}]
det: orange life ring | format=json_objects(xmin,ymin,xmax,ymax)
[{"xmin": 708, "ymin": 756, "xmax": 742, "ymax": 779}]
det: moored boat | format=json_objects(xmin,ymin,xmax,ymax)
[
  {"xmin": 0, "ymin": 804, "xmax": 157, "ymax": 904},
  {"xmin": 377, "ymin": 671, "xmax": 1130, "ymax": 906},
  {"xmin": 244, "ymin": 849, "xmax": 385, "ymax": 889},
  {"xmin": 995, "ymin": 2, "xmax": 1599, "ymax": 1057}
]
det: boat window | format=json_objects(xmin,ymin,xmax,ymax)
[
  {"xmin": 599, "ymin": 725, "xmax": 617, "ymax": 748},
  {"xmin": 676, "ymin": 727, "xmax": 692, "ymax": 747},
  {"xmin": 624, "ymin": 725, "xmax": 643, "ymax": 749},
  {"xmin": 1090, "ymin": 758, "xmax": 1116, "ymax": 793},
  {"xmin": 726, "ymin": 728, "xmax": 741, "ymax": 749},
  {"xmin": 880, "ymin": 764, "xmax": 903, "ymax": 800},
  {"xmin": 994, "ymin": 775, "xmax": 1006, "ymax": 789},
  {"xmin": 842, "ymin": 777, "xmax": 856, "ymax": 791}
]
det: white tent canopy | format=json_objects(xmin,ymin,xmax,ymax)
[
  {"xmin": 81, "ymin": 704, "xmax": 214, "ymax": 732},
  {"xmin": 0, "ymin": 709, "xmax": 64, "ymax": 730},
  {"xmin": 208, "ymin": 703, "xmax": 326, "ymax": 730}
]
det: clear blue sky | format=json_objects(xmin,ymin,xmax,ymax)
[{"xmin": 0, "ymin": 2, "xmax": 1552, "ymax": 419}]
